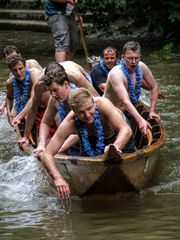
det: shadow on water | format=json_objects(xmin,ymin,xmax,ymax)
[{"xmin": 0, "ymin": 30, "xmax": 180, "ymax": 240}]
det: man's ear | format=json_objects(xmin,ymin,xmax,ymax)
[{"xmin": 63, "ymin": 81, "xmax": 69, "ymax": 88}]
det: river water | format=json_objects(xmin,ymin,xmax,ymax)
[{"xmin": 0, "ymin": 30, "xmax": 180, "ymax": 240}]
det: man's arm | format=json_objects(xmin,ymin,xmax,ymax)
[
  {"xmin": 142, "ymin": 79, "xmax": 165, "ymax": 99},
  {"xmin": 58, "ymin": 134, "xmax": 79, "ymax": 153},
  {"xmin": 41, "ymin": 112, "xmax": 77, "ymax": 197},
  {"xmin": 18, "ymin": 82, "xmax": 46, "ymax": 145},
  {"xmin": 140, "ymin": 62, "xmax": 160, "ymax": 121},
  {"xmin": 98, "ymin": 83, "xmax": 106, "ymax": 93},
  {"xmin": 70, "ymin": 71, "xmax": 99, "ymax": 96},
  {"xmin": 33, "ymin": 96, "xmax": 58, "ymax": 156},
  {"xmin": 99, "ymin": 98, "xmax": 132, "ymax": 152},
  {"xmin": 6, "ymin": 78, "xmax": 14, "ymax": 125},
  {"xmin": 108, "ymin": 69, "xmax": 151, "ymax": 135}
]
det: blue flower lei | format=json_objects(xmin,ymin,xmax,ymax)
[
  {"xmin": 58, "ymin": 82, "xmax": 77, "ymax": 121},
  {"xmin": 58, "ymin": 102, "xmax": 66, "ymax": 121},
  {"xmin": 13, "ymin": 68, "xmax": 31, "ymax": 114},
  {"xmin": 120, "ymin": 60, "xmax": 142, "ymax": 103},
  {"xmin": 74, "ymin": 107, "xmax": 105, "ymax": 157},
  {"xmin": 99, "ymin": 59, "xmax": 121, "ymax": 77}
]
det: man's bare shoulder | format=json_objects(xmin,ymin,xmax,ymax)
[
  {"xmin": 109, "ymin": 65, "xmax": 122, "ymax": 76},
  {"xmin": 60, "ymin": 61, "xmax": 83, "ymax": 73},
  {"xmin": 6, "ymin": 76, "xmax": 13, "ymax": 86},
  {"xmin": 63, "ymin": 110, "xmax": 76, "ymax": 125},
  {"xmin": 30, "ymin": 67, "xmax": 42, "ymax": 74},
  {"xmin": 34, "ymin": 80, "xmax": 46, "ymax": 94},
  {"xmin": 30, "ymin": 67, "xmax": 43, "ymax": 84},
  {"xmin": 95, "ymin": 96, "xmax": 112, "ymax": 108},
  {"xmin": 26, "ymin": 59, "xmax": 43, "ymax": 70},
  {"xmin": 138, "ymin": 61, "xmax": 148, "ymax": 69},
  {"xmin": 107, "ymin": 65, "xmax": 124, "ymax": 83},
  {"xmin": 138, "ymin": 61, "xmax": 152, "ymax": 75}
]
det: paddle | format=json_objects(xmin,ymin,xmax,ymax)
[{"xmin": 74, "ymin": 5, "xmax": 92, "ymax": 71}]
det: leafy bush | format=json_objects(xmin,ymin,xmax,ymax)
[
  {"xmin": 125, "ymin": 0, "xmax": 179, "ymax": 36},
  {"xmin": 0, "ymin": 0, "xmax": 10, "ymax": 7},
  {"xmin": 78, "ymin": 0, "xmax": 179, "ymax": 39},
  {"xmin": 150, "ymin": 43, "xmax": 174, "ymax": 59},
  {"xmin": 78, "ymin": 0, "xmax": 125, "ymax": 32}
]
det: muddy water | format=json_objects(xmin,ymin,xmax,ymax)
[{"xmin": 0, "ymin": 30, "xmax": 180, "ymax": 240}]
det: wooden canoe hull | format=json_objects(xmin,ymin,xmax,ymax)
[
  {"xmin": 14, "ymin": 101, "xmax": 166, "ymax": 197},
  {"xmin": 52, "ymin": 144, "xmax": 162, "ymax": 196}
]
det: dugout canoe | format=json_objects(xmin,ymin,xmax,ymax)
[{"xmin": 14, "ymin": 101, "xmax": 166, "ymax": 197}]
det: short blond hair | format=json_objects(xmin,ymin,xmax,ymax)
[{"xmin": 68, "ymin": 88, "xmax": 93, "ymax": 109}]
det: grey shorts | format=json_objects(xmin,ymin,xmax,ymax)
[{"xmin": 46, "ymin": 14, "xmax": 79, "ymax": 53}]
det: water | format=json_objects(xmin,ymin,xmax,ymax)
[{"xmin": 0, "ymin": 30, "xmax": 180, "ymax": 240}]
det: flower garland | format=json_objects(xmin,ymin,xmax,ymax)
[
  {"xmin": 58, "ymin": 102, "xmax": 66, "ymax": 121},
  {"xmin": 58, "ymin": 82, "xmax": 77, "ymax": 121},
  {"xmin": 13, "ymin": 68, "xmax": 31, "ymax": 114},
  {"xmin": 120, "ymin": 60, "xmax": 142, "ymax": 103},
  {"xmin": 99, "ymin": 59, "xmax": 121, "ymax": 77},
  {"xmin": 74, "ymin": 107, "xmax": 105, "ymax": 157}
]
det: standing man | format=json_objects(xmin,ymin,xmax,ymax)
[
  {"xmin": 104, "ymin": 41, "xmax": 160, "ymax": 135},
  {"xmin": 41, "ymin": 88, "xmax": 132, "ymax": 198},
  {"xmin": 90, "ymin": 47, "xmax": 120, "ymax": 95},
  {"xmin": 45, "ymin": 0, "xmax": 79, "ymax": 62}
]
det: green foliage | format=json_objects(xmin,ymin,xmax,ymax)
[
  {"xmin": 167, "ymin": 2, "xmax": 180, "ymax": 22},
  {"xmin": 78, "ymin": 0, "xmax": 179, "ymax": 39},
  {"xmin": 150, "ymin": 43, "xmax": 174, "ymax": 59},
  {"xmin": 0, "ymin": 0, "xmax": 10, "ymax": 7},
  {"xmin": 78, "ymin": 0, "xmax": 125, "ymax": 32},
  {"xmin": 29, "ymin": 0, "xmax": 41, "ymax": 9},
  {"xmin": 125, "ymin": 0, "xmax": 179, "ymax": 36}
]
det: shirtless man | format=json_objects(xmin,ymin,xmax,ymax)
[
  {"xmin": 0, "ymin": 45, "xmax": 43, "ymax": 115},
  {"xmin": 104, "ymin": 41, "xmax": 160, "ymax": 135},
  {"xmin": 6, "ymin": 55, "xmax": 42, "ymax": 126},
  {"xmin": 90, "ymin": 46, "xmax": 165, "ymax": 98},
  {"xmin": 41, "ymin": 88, "xmax": 132, "ymax": 198},
  {"xmin": 18, "ymin": 61, "xmax": 99, "ymax": 147}
]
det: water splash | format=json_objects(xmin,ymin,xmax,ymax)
[
  {"xmin": 0, "ymin": 155, "xmax": 46, "ymax": 202},
  {"xmin": 147, "ymin": 180, "xmax": 180, "ymax": 195}
]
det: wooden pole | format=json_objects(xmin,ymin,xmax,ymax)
[{"xmin": 74, "ymin": 6, "xmax": 92, "ymax": 71}]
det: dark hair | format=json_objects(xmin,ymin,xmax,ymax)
[
  {"xmin": 3, "ymin": 45, "xmax": 20, "ymax": 58},
  {"xmin": 103, "ymin": 46, "xmax": 119, "ymax": 58},
  {"xmin": 7, "ymin": 55, "xmax": 25, "ymax": 69},
  {"xmin": 122, "ymin": 41, "xmax": 141, "ymax": 54},
  {"xmin": 44, "ymin": 62, "xmax": 69, "ymax": 86}
]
